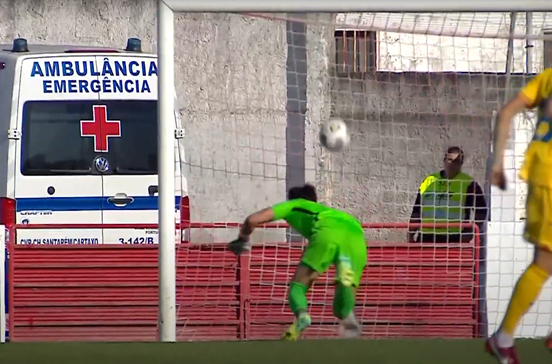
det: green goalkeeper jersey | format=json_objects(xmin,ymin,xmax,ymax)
[{"xmin": 271, "ymin": 199, "xmax": 363, "ymax": 240}]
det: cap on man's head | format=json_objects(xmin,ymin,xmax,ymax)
[{"xmin": 445, "ymin": 146, "xmax": 464, "ymax": 164}]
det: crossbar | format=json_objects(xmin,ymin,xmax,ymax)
[{"xmin": 162, "ymin": 0, "xmax": 552, "ymax": 12}]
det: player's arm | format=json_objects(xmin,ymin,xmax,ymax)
[
  {"xmin": 238, "ymin": 208, "xmax": 276, "ymax": 241},
  {"xmin": 493, "ymin": 71, "xmax": 547, "ymax": 173},
  {"xmin": 239, "ymin": 200, "xmax": 296, "ymax": 240},
  {"xmin": 228, "ymin": 200, "xmax": 296, "ymax": 255}
]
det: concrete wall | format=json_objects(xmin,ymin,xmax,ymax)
[
  {"xmin": 0, "ymin": 1, "xmax": 336, "ymax": 242},
  {"xmin": 175, "ymin": 13, "xmax": 288, "ymax": 241},
  {"xmin": 330, "ymin": 72, "xmax": 528, "ymax": 239},
  {"xmin": 305, "ymin": 14, "xmax": 334, "ymax": 202}
]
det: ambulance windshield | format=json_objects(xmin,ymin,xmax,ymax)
[{"xmin": 21, "ymin": 100, "xmax": 158, "ymax": 175}]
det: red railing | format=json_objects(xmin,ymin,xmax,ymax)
[{"xmin": 7, "ymin": 222, "xmax": 481, "ymax": 342}]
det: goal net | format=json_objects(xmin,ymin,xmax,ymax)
[{"xmin": 176, "ymin": 11, "xmax": 552, "ymax": 341}]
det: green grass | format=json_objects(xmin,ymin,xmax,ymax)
[{"xmin": 0, "ymin": 339, "xmax": 549, "ymax": 364}]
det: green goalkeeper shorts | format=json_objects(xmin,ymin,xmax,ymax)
[{"xmin": 300, "ymin": 220, "xmax": 367, "ymax": 287}]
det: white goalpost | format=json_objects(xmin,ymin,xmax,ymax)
[
  {"xmin": 157, "ymin": 0, "xmax": 176, "ymax": 343},
  {"xmin": 162, "ymin": 0, "xmax": 551, "ymax": 12},
  {"xmin": 156, "ymin": 0, "xmax": 552, "ymax": 343}
]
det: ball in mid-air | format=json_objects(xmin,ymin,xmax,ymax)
[{"xmin": 319, "ymin": 118, "xmax": 350, "ymax": 152}]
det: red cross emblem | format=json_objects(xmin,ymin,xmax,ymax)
[{"xmin": 80, "ymin": 105, "xmax": 121, "ymax": 153}]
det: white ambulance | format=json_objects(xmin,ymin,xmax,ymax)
[{"xmin": 0, "ymin": 38, "xmax": 189, "ymax": 245}]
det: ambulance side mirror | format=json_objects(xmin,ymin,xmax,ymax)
[{"xmin": 148, "ymin": 185, "xmax": 159, "ymax": 196}]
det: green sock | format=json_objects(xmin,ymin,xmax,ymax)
[
  {"xmin": 289, "ymin": 282, "xmax": 309, "ymax": 317},
  {"xmin": 333, "ymin": 283, "xmax": 355, "ymax": 320}
]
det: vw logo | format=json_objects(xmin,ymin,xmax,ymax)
[{"xmin": 94, "ymin": 156, "xmax": 110, "ymax": 173}]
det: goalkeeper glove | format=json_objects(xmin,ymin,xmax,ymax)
[{"xmin": 227, "ymin": 237, "xmax": 251, "ymax": 256}]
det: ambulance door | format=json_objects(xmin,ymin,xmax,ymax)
[
  {"xmin": 14, "ymin": 56, "xmax": 103, "ymax": 245},
  {"xmin": 97, "ymin": 55, "xmax": 164, "ymax": 245}
]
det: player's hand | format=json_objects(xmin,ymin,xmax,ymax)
[
  {"xmin": 227, "ymin": 237, "xmax": 251, "ymax": 256},
  {"xmin": 490, "ymin": 165, "xmax": 507, "ymax": 191}
]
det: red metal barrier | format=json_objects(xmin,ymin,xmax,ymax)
[{"xmin": 8, "ymin": 222, "xmax": 480, "ymax": 342}]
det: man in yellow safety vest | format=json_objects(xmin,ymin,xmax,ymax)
[{"xmin": 408, "ymin": 146, "xmax": 488, "ymax": 243}]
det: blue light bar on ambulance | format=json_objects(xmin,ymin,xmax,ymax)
[
  {"xmin": 12, "ymin": 38, "xmax": 29, "ymax": 53},
  {"xmin": 125, "ymin": 38, "xmax": 142, "ymax": 52},
  {"xmin": 65, "ymin": 48, "xmax": 119, "ymax": 53}
]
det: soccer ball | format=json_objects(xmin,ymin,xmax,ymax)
[{"xmin": 319, "ymin": 118, "xmax": 350, "ymax": 152}]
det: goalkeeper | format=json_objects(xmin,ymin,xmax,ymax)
[{"xmin": 228, "ymin": 183, "xmax": 367, "ymax": 341}]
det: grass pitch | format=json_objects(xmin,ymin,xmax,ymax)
[{"xmin": 0, "ymin": 339, "xmax": 549, "ymax": 364}]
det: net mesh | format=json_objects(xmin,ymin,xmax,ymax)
[{"xmin": 175, "ymin": 11, "xmax": 552, "ymax": 341}]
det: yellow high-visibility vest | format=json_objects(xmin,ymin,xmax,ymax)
[{"xmin": 419, "ymin": 172, "xmax": 473, "ymax": 234}]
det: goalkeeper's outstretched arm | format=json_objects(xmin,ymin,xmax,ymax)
[
  {"xmin": 227, "ymin": 207, "xmax": 277, "ymax": 256},
  {"xmin": 238, "ymin": 208, "xmax": 275, "ymax": 241},
  {"xmin": 238, "ymin": 196, "xmax": 301, "ymax": 240},
  {"xmin": 228, "ymin": 184, "xmax": 316, "ymax": 255}
]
